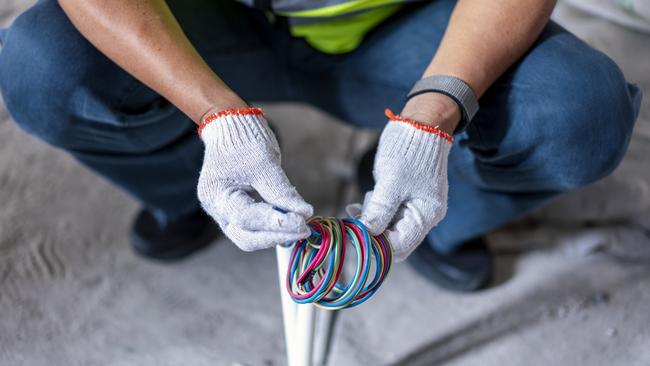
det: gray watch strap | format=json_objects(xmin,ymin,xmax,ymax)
[{"xmin": 406, "ymin": 75, "xmax": 479, "ymax": 134}]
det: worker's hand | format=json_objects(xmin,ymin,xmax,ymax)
[
  {"xmin": 350, "ymin": 109, "xmax": 453, "ymax": 262},
  {"xmin": 197, "ymin": 108, "xmax": 313, "ymax": 251}
]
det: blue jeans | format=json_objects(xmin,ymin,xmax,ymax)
[{"xmin": 0, "ymin": 0, "xmax": 642, "ymax": 252}]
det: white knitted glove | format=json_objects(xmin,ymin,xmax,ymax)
[
  {"xmin": 197, "ymin": 108, "xmax": 313, "ymax": 252},
  {"xmin": 350, "ymin": 109, "xmax": 452, "ymax": 262}
]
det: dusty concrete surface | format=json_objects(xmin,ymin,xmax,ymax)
[{"xmin": 1, "ymin": 2, "xmax": 649, "ymax": 365}]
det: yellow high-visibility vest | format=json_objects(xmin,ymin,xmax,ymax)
[{"xmin": 237, "ymin": 0, "xmax": 423, "ymax": 54}]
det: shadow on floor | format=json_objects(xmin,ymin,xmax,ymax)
[{"xmin": 387, "ymin": 259, "xmax": 649, "ymax": 366}]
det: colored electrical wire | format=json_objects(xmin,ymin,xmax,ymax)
[{"xmin": 285, "ymin": 216, "xmax": 393, "ymax": 310}]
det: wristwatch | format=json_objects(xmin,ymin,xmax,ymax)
[{"xmin": 406, "ymin": 75, "xmax": 479, "ymax": 134}]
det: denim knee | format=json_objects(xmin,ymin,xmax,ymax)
[
  {"xmin": 0, "ymin": 1, "xmax": 71, "ymax": 146},
  {"xmin": 534, "ymin": 48, "xmax": 642, "ymax": 190},
  {"xmin": 506, "ymin": 37, "xmax": 641, "ymax": 191},
  {"xmin": 0, "ymin": 0, "xmax": 142, "ymax": 149}
]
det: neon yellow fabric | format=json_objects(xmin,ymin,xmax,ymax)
[
  {"xmin": 288, "ymin": 4, "xmax": 402, "ymax": 54},
  {"xmin": 281, "ymin": 0, "xmax": 402, "ymax": 17}
]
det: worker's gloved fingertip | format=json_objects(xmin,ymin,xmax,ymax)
[
  {"xmin": 345, "ymin": 203, "xmax": 363, "ymax": 218},
  {"xmin": 277, "ymin": 211, "xmax": 309, "ymax": 231},
  {"xmin": 298, "ymin": 224, "xmax": 311, "ymax": 240},
  {"xmin": 296, "ymin": 202, "xmax": 314, "ymax": 219},
  {"xmin": 278, "ymin": 200, "xmax": 313, "ymax": 219},
  {"xmin": 358, "ymin": 214, "xmax": 385, "ymax": 236}
]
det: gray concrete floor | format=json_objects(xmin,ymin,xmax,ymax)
[{"xmin": 1, "ymin": 2, "xmax": 650, "ymax": 366}]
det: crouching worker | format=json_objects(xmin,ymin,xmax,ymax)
[{"xmin": 0, "ymin": 0, "xmax": 641, "ymax": 292}]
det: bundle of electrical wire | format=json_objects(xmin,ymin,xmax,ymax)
[{"xmin": 285, "ymin": 216, "xmax": 393, "ymax": 310}]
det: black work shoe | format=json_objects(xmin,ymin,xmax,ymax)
[
  {"xmin": 131, "ymin": 208, "xmax": 220, "ymax": 261},
  {"xmin": 408, "ymin": 237, "xmax": 493, "ymax": 292}
]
